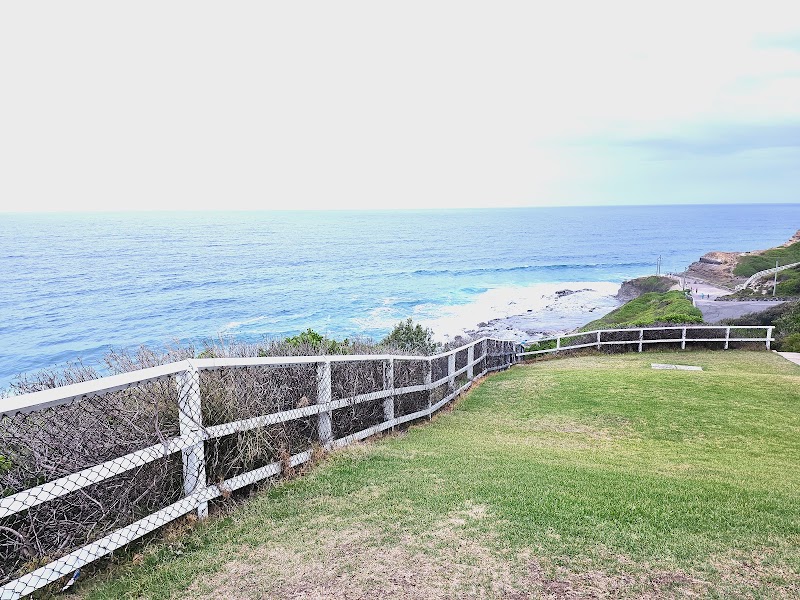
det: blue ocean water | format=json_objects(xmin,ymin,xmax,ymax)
[{"xmin": 1, "ymin": 204, "xmax": 798, "ymax": 387}]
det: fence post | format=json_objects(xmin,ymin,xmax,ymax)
[
  {"xmin": 176, "ymin": 362, "xmax": 208, "ymax": 519},
  {"xmin": 638, "ymin": 329, "xmax": 644, "ymax": 352},
  {"xmin": 556, "ymin": 337, "xmax": 561, "ymax": 351},
  {"xmin": 767, "ymin": 326, "xmax": 774, "ymax": 350},
  {"xmin": 467, "ymin": 345, "xmax": 474, "ymax": 380},
  {"xmin": 448, "ymin": 352, "xmax": 456, "ymax": 395},
  {"xmin": 681, "ymin": 327, "xmax": 687, "ymax": 350},
  {"xmin": 383, "ymin": 358, "xmax": 395, "ymax": 428},
  {"xmin": 425, "ymin": 358, "xmax": 433, "ymax": 419},
  {"xmin": 317, "ymin": 360, "xmax": 333, "ymax": 449},
  {"xmin": 596, "ymin": 330, "xmax": 601, "ymax": 350},
  {"xmin": 724, "ymin": 327, "xmax": 730, "ymax": 350}
]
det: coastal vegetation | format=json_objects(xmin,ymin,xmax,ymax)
[
  {"xmin": 723, "ymin": 301, "xmax": 800, "ymax": 351},
  {"xmin": 380, "ymin": 318, "xmax": 438, "ymax": 354},
  {"xmin": 734, "ymin": 240, "xmax": 800, "ymax": 277},
  {"xmin": 581, "ymin": 290, "xmax": 702, "ymax": 330},
  {"xmin": 616, "ymin": 275, "xmax": 675, "ymax": 299},
  {"xmin": 775, "ymin": 266, "xmax": 800, "ymax": 296},
  {"xmin": 78, "ymin": 351, "xmax": 800, "ymax": 599}
]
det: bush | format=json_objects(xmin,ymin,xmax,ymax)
[
  {"xmin": 779, "ymin": 333, "xmax": 800, "ymax": 352},
  {"xmin": 381, "ymin": 319, "xmax": 437, "ymax": 354},
  {"xmin": 278, "ymin": 328, "xmax": 349, "ymax": 355},
  {"xmin": 524, "ymin": 339, "xmax": 557, "ymax": 353}
]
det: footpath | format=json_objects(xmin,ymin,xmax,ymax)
[{"xmin": 675, "ymin": 276, "xmax": 786, "ymax": 323}]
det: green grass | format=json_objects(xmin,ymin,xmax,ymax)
[
  {"xmin": 776, "ymin": 266, "xmax": 800, "ymax": 296},
  {"xmin": 79, "ymin": 351, "xmax": 800, "ymax": 599},
  {"xmin": 734, "ymin": 241, "xmax": 800, "ymax": 277},
  {"xmin": 581, "ymin": 290, "xmax": 702, "ymax": 330}
]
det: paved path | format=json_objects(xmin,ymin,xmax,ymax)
[
  {"xmin": 777, "ymin": 352, "xmax": 800, "ymax": 366},
  {"xmin": 673, "ymin": 276, "xmax": 786, "ymax": 323}
]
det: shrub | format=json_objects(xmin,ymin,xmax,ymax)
[
  {"xmin": 524, "ymin": 339, "xmax": 557, "ymax": 353},
  {"xmin": 381, "ymin": 319, "xmax": 437, "ymax": 354},
  {"xmin": 778, "ymin": 333, "xmax": 800, "ymax": 352},
  {"xmin": 274, "ymin": 328, "xmax": 350, "ymax": 355}
]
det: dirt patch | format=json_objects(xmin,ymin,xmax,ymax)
[
  {"xmin": 506, "ymin": 560, "xmax": 709, "ymax": 599},
  {"xmin": 710, "ymin": 546, "xmax": 800, "ymax": 598},
  {"xmin": 187, "ymin": 504, "xmax": 520, "ymax": 599}
]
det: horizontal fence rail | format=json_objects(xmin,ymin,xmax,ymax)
[
  {"xmin": 0, "ymin": 339, "xmax": 517, "ymax": 599},
  {"xmin": 517, "ymin": 325, "xmax": 775, "ymax": 357},
  {"xmin": 0, "ymin": 325, "xmax": 775, "ymax": 597}
]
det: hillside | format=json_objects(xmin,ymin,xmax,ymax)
[
  {"xmin": 734, "ymin": 241, "xmax": 800, "ymax": 278},
  {"xmin": 685, "ymin": 229, "xmax": 800, "ymax": 288},
  {"xmin": 581, "ymin": 290, "xmax": 702, "ymax": 330}
]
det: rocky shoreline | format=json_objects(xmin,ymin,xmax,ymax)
[{"xmin": 428, "ymin": 282, "xmax": 621, "ymax": 345}]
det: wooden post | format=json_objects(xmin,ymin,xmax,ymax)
[
  {"xmin": 767, "ymin": 326, "xmax": 774, "ymax": 350},
  {"xmin": 681, "ymin": 327, "xmax": 686, "ymax": 350},
  {"xmin": 425, "ymin": 358, "xmax": 433, "ymax": 418},
  {"xmin": 638, "ymin": 329, "xmax": 644, "ymax": 352},
  {"xmin": 176, "ymin": 363, "xmax": 208, "ymax": 519},
  {"xmin": 596, "ymin": 330, "xmax": 601, "ymax": 350},
  {"xmin": 448, "ymin": 352, "xmax": 456, "ymax": 394},
  {"xmin": 383, "ymin": 358, "xmax": 395, "ymax": 427},
  {"xmin": 724, "ymin": 327, "xmax": 730, "ymax": 350},
  {"xmin": 317, "ymin": 360, "xmax": 333, "ymax": 449},
  {"xmin": 467, "ymin": 345, "xmax": 474, "ymax": 380},
  {"xmin": 556, "ymin": 337, "xmax": 561, "ymax": 351}
]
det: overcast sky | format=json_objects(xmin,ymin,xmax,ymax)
[{"xmin": 1, "ymin": 1, "xmax": 799, "ymax": 212}]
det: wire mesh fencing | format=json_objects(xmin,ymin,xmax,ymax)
[{"xmin": 0, "ymin": 338, "xmax": 514, "ymax": 599}]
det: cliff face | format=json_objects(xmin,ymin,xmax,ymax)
[{"xmin": 686, "ymin": 252, "xmax": 742, "ymax": 288}]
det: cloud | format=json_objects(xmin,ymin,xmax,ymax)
[
  {"xmin": 0, "ymin": 1, "xmax": 799, "ymax": 211},
  {"xmin": 614, "ymin": 122, "xmax": 800, "ymax": 159}
]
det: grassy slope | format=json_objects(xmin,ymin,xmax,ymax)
[
  {"xmin": 776, "ymin": 266, "xmax": 800, "ymax": 296},
  {"xmin": 734, "ymin": 241, "xmax": 800, "ymax": 277},
  {"xmin": 581, "ymin": 290, "xmax": 702, "ymax": 331},
  {"xmin": 80, "ymin": 351, "xmax": 800, "ymax": 599},
  {"xmin": 620, "ymin": 275, "xmax": 675, "ymax": 295}
]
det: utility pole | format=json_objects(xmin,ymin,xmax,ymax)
[{"xmin": 774, "ymin": 259, "xmax": 779, "ymax": 297}]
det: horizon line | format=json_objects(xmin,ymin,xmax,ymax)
[{"xmin": 2, "ymin": 201, "xmax": 799, "ymax": 215}]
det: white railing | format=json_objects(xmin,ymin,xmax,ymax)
[
  {"xmin": 0, "ymin": 324, "xmax": 776, "ymax": 597},
  {"xmin": 735, "ymin": 262, "xmax": 800, "ymax": 291},
  {"xmin": 0, "ymin": 338, "xmax": 516, "ymax": 599},
  {"xmin": 518, "ymin": 325, "xmax": 774, "ymax": 356}
]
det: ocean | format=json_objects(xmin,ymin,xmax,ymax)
[{"xmin": 1, "ymin": 204, "xmax": 798, "ymax": 387}]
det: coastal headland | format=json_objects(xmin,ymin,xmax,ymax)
[{"xmin": 436, "ymin": 229, "xmax": 800, "ymax": 345}]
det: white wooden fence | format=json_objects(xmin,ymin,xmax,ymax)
[
  {"xmin": 518, "ymin": 325, "xmax": 774, "ymax": 356},
  {"xmin": 0, "ymin": 326, "xmax": 776, "ymax": 597},
  {"xmin": 0, "ymin": 339, "xmax": 516, "ymax": 599}
]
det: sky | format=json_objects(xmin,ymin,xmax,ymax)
[{"xmin": 1, "ymin": 1, "xmax": 799, "ymax": 212}]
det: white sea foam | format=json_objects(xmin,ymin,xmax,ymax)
[{"xmin": 424, "ymin": 282, "xmax": 621, "ymax": 344}]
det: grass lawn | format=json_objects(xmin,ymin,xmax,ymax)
[{"xmin": 79, "ymin": 351, "xmax": 800, "ymax": 599}]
